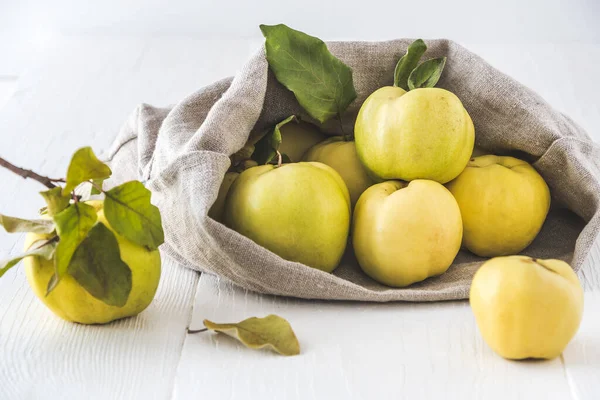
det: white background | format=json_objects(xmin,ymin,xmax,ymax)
[{"xmin": 1, "ymin": 0, "xmax": 599, "ymax": 75}]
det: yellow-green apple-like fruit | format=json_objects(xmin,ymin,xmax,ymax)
[
  {"xmin": 279, "ymin": 121, "xmax": 327, "ymax": 162},
  {"xmin": 303, "ymin": 137, "xmax": 374, "ymax": 207},
  {"xmin": 470, "ymin": 256, "xmax": 583, "ymax": 360},
  {"xmin": 24, "ymin": 201, "xmax": 161, "ymax": 324},
  {"xmin": 355, "ymin": 86, "xmax": 475, "ymax": 183},
  {"xmin": 447, "ymin": 155, "xmax": 550, "ymax": 257},
  {"xmin": 224, "ymin": 162, "xmax": 350, "ymax": 272},
  {"xmin": 208, "ymin": 171, "xmax": 239, "ymax": 222},
  {"xmin": 352, "ymin": 180, "xmax": 462, "ymax": 287}
]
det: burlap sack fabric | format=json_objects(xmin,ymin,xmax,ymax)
[{"xmin": 105, "ymin": 39, "xmax": 600, "ymax": 302}]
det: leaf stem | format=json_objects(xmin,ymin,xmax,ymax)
[
  {"xmin": 0, "ymin": 156, "xmax": 61, "ymax": 189},
  {"xmin": 337, "ymin": 112, "xmax": 351, "ymax": 141},
  {"xmin": 89, "ymin": 180, "xmax": 105, "ymax": 193},
  {"xmin": 187, "ymin": 328, "xmax": 208, "ymax": 334}
]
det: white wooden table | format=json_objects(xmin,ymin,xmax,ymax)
[{"xmin": 0, "ymin": 37, "xmax": 599, "ymax": 400}]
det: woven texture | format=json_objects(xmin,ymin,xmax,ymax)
[{"xmin": 106, "ymin": 39, "xmax": 600, "ymax": 301}]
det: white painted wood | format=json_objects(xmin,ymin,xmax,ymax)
[
  {"xmin": 176, "ymin": 274, "xmax": 600, "ymax": 400},
  {"xmin": 563, "ymin": 292, "xmax": 600, "ymax": 400},
  {"xmin": 0, "ymin": 37, "xmax": 599, "ymax": 399},
  {"xmin": 0, "ymin": 257, "xmax": 199, "ymax": 399}
]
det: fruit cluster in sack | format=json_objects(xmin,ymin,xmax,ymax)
[{"xmin": 210, "ymin": 26, "xmax": 584, "ymax": 360}]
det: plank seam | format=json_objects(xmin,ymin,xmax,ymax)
[{"xmin": 168, "ymin": 271, "xmax": 203, "ymax": 400}]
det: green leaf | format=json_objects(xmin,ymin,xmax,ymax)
[
  {"xmin": 103, "ymin": 181, "xmax": 164, "ymax": 250},
  {"xmin": 252, "ymin": 115, "xmax": 297, "ymax": 165},
  {"xmin": 393, "ymin": 39, "xmax": 427, "ymax": 90},
  {"xmin": 90, "ymin": 178, "xmax": 105, "ymax": 195},
  {"xmin": 203, "ymin": 314, "xmax": 300, "ymax": 356},
  {"xmin": 63, "ymin": 147, "xmax": 112, "ymax": 195},
  {"xmin": 0, "ymin": 239, "xmax": 57, "ymax": 278},
  {"xmin": 67, "ymin": 222, "xmax": 132, "ymax": 307},
  {"xmin": 408, "ymin": 57, "xmax": 447, "ymax": 91},
  {"xmin": 40, "ymin": 187, "xmax": 70, "ymax": 216},
  {"xmin": 0, "ymin": 213, "xmax": 55, "ymax": 234},
  {"xmin": 260, "ymin": 24, "xmax": 357, "ymax": 123},
  {"xmin": 52, "ymin": 203, "xmax": 98, "ymax": 282}
]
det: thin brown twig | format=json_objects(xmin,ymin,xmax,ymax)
[
  {"xmin": 0, "ymin": 156, "xmax": 58, "ymax": 189},
  {"xmin": 187, "ymin": 328, "xmax": 208, "ymax": 334}
]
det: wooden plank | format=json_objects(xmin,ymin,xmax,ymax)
[
  {"xmin": 563, "ymin": 291, "xmax": 600, "ymax": 400},
  {"xmin": 0, "ymin": 257, "xmax": 199, "ymax": 399},
  {"xmin": 175, "ymin": 274, "xmax": 576, "ymax": 400}
]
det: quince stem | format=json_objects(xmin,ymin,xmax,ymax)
[
  {"xmin": 275, "ymin": 150, "xmax": 283, "ymax": 168},
  {"xmin": 0, "ymin": 156, "xmax": 64, "ymax": 189}
]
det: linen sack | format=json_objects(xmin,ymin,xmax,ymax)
[{"xmin": 105, "ymin": 39, "xmax": 600, "ymax": 301}]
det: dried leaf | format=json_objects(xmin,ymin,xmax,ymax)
[
  {"xmin": 0, "ymin": 213, "xmax": 55, "ymax": 234},
  {"xmin": 0, "ymin": 239, "xmax": 57, "ymax": 278},
  {"xmin": 203, "ymin": 314, "xmax": 300, "ymax": 356}
]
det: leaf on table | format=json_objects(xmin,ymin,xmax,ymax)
[
  {"xmin": 260, "ymin": 24, "xmax": 357, "ymax": 123},
  {"xmin": 203, "ymin": 314, "xmax": 300, "ymax": 356},
  {"xmin": 103, "ymin": 181, "xmax": 164, "ymax": 250},
  {"xmin": 40, "ymin": 187, "xmax": 71, "ymax": 216},
  {"xmin": 0, "ymin": 239, "xmax": 57, "ymax": 278},
  {"xmin": 394, "ymin": 39, "xmax": 427, "ymax": 90},
  {"xmin": 0, "ymin": 213, "xmax": 55, "ymax": 234},
  {"xmin": 252, "ymin": 115, "xmax": 296, "ymax": 165},
  {"xmin": 67, "ymin": 222, "xmax": 132, "ymax": 307},
  {"xmin": 63, "ymin": 147, "xmax": 112, "ymax": 195},
  {"xmin": 51, "ymin": 202, "xmax": 98, "ymax": 292},
  {"xmin": 408, "ymin": 57, "xmax": 447, "ymax": 91}
]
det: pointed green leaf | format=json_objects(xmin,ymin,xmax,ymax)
[
  {"xmin": 67, "ymin": 222, "xmax": 132, "ymax": 307},
  {"xmin": 40, "ymin": 187, "xmax": 71, "ymax": 216},
  {"xmin": 252, "ymin": 115, "xmax": 297, "ymax": 165},
  {"xmin": 0, "ymin": 213, "xmax": 55, "ymax": 234},
  {"xmin": 0, "ymin": 239, "xmax": 57, "ymax": 278},
  {"xmin": 103, "ymin": 181, "xmax": 164, "ymax": 250},
  {"xmin": 53, "ymin": 203, "xmax": 98, "ymax": 281},
  {"xmin": 408, "ymin": 57, "xmax": 447, "ymax": 91},
  {"xmin": 90, "ymin": 178, "xmax": 105, "ymax": 195},
  {"xmin": 394, "ymin": 39, "xmax": 427, "ymax": 90},
  {"xmin": 203, "ymin": 314, "xmax": 300, "ymax": 356},
  {"xmin": 63, "ymin": 147, "xmax": 112, "ymax": 194},
  {"xmin": 260, "ymin": 24, "xmax": 357, "ymax": 123}
]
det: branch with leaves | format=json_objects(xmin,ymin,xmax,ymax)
[{"xmin": 0, "ymin": 147, "xmax": 164, "ymax": 307}]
